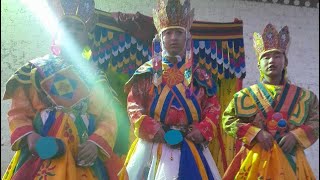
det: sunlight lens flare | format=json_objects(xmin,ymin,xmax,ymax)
[{"xmin": 21, "ymin": 0, "xmax": 58, "ymax": 36}]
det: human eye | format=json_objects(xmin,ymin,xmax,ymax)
[
  {"xmin": 274, "ymin": 54, "xmax": 282, "ymax": 59},
  {"xmin": 261, "ymin": 56, "xmax": 270, "ymax": 61},
  {"xmin": 176, "ymin": 30, "xmax": 183, "ymax": 34},
  {"xmin": 164, "ymin": 30, "xmax": 172, "ymax": 36}
]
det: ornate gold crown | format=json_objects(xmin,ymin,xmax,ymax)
[
  {"xmin": 253, "ymin": 24, "xmax": 290, "ymax": 60},
  {"xmin": 47, "ymin": 0, "xmax": 96, "ymax": 31},
  {"xmin": 153, "ymin": 0, "xmax": 194, "ymax": 34}
]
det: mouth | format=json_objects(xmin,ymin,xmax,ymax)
[
  {"xmin": 170, "ymin": 43, "xmax": 179, "ymax": 47},
  {"xmin": 268, "ymin": 65, "xmax": 276, "ymax": 70}
]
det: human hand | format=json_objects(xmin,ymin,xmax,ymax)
[
  {"xmin": 255, "ymin": 130, "xmax": 274, "ymax": 151},
  {"xmin": 278, "ymin": 132, "xmax": 297, "ymax": 153},
  {"xmin": 186, "ymin": 125, "xmax": 204, "ymax": 144},
  {"xmin": 153, "ymin": 128, "xmax": 165, "ymax": 143},
  {"xmin": 77, "ymin": 141, "xmax": 98, "ymax": 167},
  {"xmin": 27, "ymin": 132, "xmax": 41, "ymax": 155}
]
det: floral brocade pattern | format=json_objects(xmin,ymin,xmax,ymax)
[
  {"xmin": 64, "ymin": 122, "xmax": 75, "ymax": 143},
  {"xmin": 162, "ymin": 68, "xmax": 184, "ymax": 87},
  {"xmin": 35, "ymin": 160, "xmax": 56, "ymax": 180}
]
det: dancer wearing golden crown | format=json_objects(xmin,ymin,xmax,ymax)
[
  {"xmin": 222, "ymin": 24, "xmax": 319, "ymax": 180},
  {"xmin": 119, "ymin": 0, "xmax": 221, "ymax": 179},
  {"xmin": 2, "ymin": 0, "xmax": 123, "ymax": 180}
]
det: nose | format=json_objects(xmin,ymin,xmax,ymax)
[
  {"xmin": 268, "ymin": 56, "xmax": 276, "ymax": 63},
  {"xmin": 169, "ymin": 32, "xmax": 179, "ymax": 40}
]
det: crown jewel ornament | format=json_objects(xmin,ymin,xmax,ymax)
[{"xmin": 253, "ymin": 23, "xmax": 290, "ymax": 60}]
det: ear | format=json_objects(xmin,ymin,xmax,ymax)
[{"xmin": 284, "ymin": 54, "xmax": 288, "ymax": 67}]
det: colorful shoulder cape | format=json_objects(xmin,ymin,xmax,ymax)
[
  {"xmin": 124, "ymin": 60, "xmax": 152, "ymax": 92},
  {"xmin": 3, "ymin": 54, "xmax": 113, "ymax": 107},
  {"xmin": 124, "ymin": 59, "xmax": 217, "ymax": 96},
  {"xmin": 3, "ymin": 54, "xmax": 54, "ymax": 100},
  {"xmin": 233, "ymin": 83, "xmax": 313, "ymax": 125}
]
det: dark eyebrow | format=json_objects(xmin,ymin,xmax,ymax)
[{"xmin": 262, "ymin": 54, "xmax": 271, "ymax": 58}]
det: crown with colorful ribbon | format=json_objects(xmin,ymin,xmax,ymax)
[
  {"xmin": 253, "ymin": 24, "xmax": 290, "ymax": 60},
  {"xmin": 47, "ymin": 0, "xmax": 96, "ymax": 31},
  {"xmin": 153, "ymin": 0, "xmax": 194, "ymax": 34}
]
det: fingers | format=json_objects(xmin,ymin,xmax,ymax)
[
  {"xmin": 77, "ymin": 143, "xmax": 89, "ymax": 160},
  {"xmin": 186, "ymin": 133, "xmax": 194, "ymax": 141},
  {"xmin": 279, "ymin": 136, "xmax": 290, "ymax": 153},
  {"xmin": 77, "ymin": 142, "xmax": 98, "ymax": 166},
  {"xmin": 83, "ymin": 152, "xmax": 97, "ymax": 166},
  {"xmin": 153, "ymin": 128, "xmax": 165, "ymax": 143},
  {"xmin": 186, "ymin": 128, "xmax": 204, "ymax": 144},
  {"xmin": 281, "ymin": 141, "xmax": 290, "ymax": 153},
  {"xmin": 263, "ymin": 137, "xmax": 273, "ymax": 151},
  {"xmin": 278, "ymin": 136, "xmax": 286, "ymax": 147},
  {"xmin": 279, "ymin": 135, "xmax": 295, "ymax": 153},
  {"xmin": 266, "ymin": 133, "xmax": 273, "ymax": 150},
  {"xmin": 158, "ymin": 129, "xmax": 165, "ymax": 137},
  {"xmin": 27, "ymin": 132, "xmax": 41, "ymax": 154},
  {"xmin": 186, "ymin": 127, "xmax": 197, "ymax": 139},
  {"xmin": 257, "ymin": 131, "xmax": 273, "ymax": 151}
]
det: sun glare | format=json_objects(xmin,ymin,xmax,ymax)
[{"xmin": 21, "ymin": 0, "xmax": 58, "ymax": 36}]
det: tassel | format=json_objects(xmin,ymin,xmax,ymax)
[
  {"xmin": 185, "ymin": 32, "xmax": 193, "ymax": 69},
  {"xmin": 152, "ymin": 34, "xmax": 161, "ymax": 58},
  {"xmin": 51, "ymin": 40, "xmax": 61, "ymax": 56},
  {"xmin": 185, "ymin": 31, "xmax": 194, "ymax": 99},
  {"xmin": 152, "ymin": 34, "xmax": 162, "ymax": 87}
]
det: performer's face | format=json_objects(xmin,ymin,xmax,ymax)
[
  {"xmin": 259, "ymin": 51, "xmax": 287, "ymax": 79},
  {"xmin": 162, "ymin": 28, "xmax": 186, "ymax": 56},
  {"xmin": 57, "ymin": 18, "xmax": 89, "ymax": 51}
]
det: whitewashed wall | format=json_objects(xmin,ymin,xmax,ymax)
[{"xmin": 1, "ymin": 0, "xmax": 319, "ymax": 178}]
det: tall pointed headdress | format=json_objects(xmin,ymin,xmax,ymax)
[
  {"xmin": 47, "ymin": 0, "xmax": 96, "ymax": 31},
  {"xmin": 153, "ymin": 0, "xmax": 194, "ymax": 34},
  {"xmin": 253, "ymin": 23, "xmax": 290, "ymax": 61},
  {"xmin": 253, "ymin": 24, "xmax": 290, "ymax": 82},
  {"xmin": 151, "ymin": 0, "xmax": 195, "ymax": 94}
]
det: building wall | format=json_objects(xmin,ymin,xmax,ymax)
[{"xmin": 1, "ymin": 0, "xmax": 319, "ymax": 178}]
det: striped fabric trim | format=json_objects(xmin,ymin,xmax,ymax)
[
  {"xmin": 287, "ymin": 87, "xmax": 301, "ymax": 116},
  {"xmin": 237, "ymin": 124, "xmax": 261, "ymax": 145},
  {"xmin": 274, "ymin": 84, "xmax": 301, "ymax": 117},
  {"xmin": 172, "ymin": 85, "xmax": 201, "ymax": 124},
  {"xmin": 151, "ymin": 86, "xmax": 171, "ymax": 121},
  {"xmin": 89, "ymin": 134, "xmax": 113, "ymax": 158},
  {"xmin": 171, "ymin": 86, "xmax": 194, "ymax": 124},
  {"xmin": 185, "ymin": 140, "xmax": 209, "ymax": 179},
  {"xmin": 11, "ymin": 127, "xmax": 33, "ymax": 150},
  {"xmin": 247, "ymin": 86, "xmax": 269, "ymax": 118},
  {"xmin": 257, "ymin": 83, "xmax": 275, "ymax": 107},
  {"xmin": 234, "ymin": 91, "xmax": 258, "ymax": 117},
  {"xmin": 290, "ymin": 90, "xmax": 311, "ymax": 126},
  {"xmin": 95, "ymin": 9, "xmax": 125, "ymax": 32},
  {"xmin": 191, "ymin": 21, "xmax": 243, "ymax": 40},
  {"xmin": 274, "ymin": 83, "xmax": 291, "ymax": 112},
  {"xmin": 176, "ymin": 84, "xmax": 202, "ymax": 121},
  {"xmin": 290, "ymin": 127, "xmax": 313, "ymax": 148},
  {"xmin": 160, "ymin": 91, "xmax": 173, "ymax": 122}
]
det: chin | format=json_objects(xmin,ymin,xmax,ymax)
[
  {"xmin": 166, "ymin": 51, "xmax": 178, "ymax": 56},
  {"xmin": 266, "ymin": 73, "xmax": 281, "ymax": 79}
]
